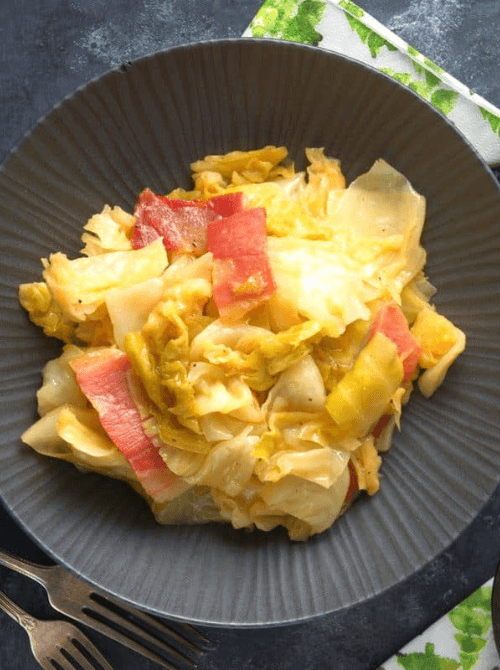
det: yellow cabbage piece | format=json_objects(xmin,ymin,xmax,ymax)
[
  {"xmin": 235, "ymin": 148, "xmax": 345, "ymax": 236},
  {"xmin": 22, "ymin": 404, "xmax": 137, "ymax": 484},
  {"xmin": 252, "ymin": 409, "xmax": 359, "ymax": 461},
  {"xmin": 18, "ymin": 281, "xmax": 76, "ymax": 343},
  {"xmin": 162, "ymin": 252, "xmax": 214, "ymax": 288},
  {"xmin": 257, "ymin": 320, "xmax": 323, "ymax": 375},
  {"xmin": 411, "ymin": 306, "xmax": 466, "ymax": 397},
  {"xmin": 325, "ymin": 332, "xmax": 404, "ymax": 437},
  {"xmin": 198, "ymin": 412, "xmax": 263, "ymax": 442},
  {"xmin": 190, "ymin": 319, "xmax": 323, "ymax": 390},
  {"xmin": 213, "ymin": 469, "xmax": 350, "ymax": 541},
  {"xmin": 73, "ymin": 313, "xmax": 116, "ymax": 347},
  {"xmin": 36, "ymin": 344, "xmax": 89, "ymax": 416},
  {"xmin": 125, "ymin": 311, "xmax": 191, "ymax": 417},
  {"xmin": 159, "ymin": 427, "xmax": 259, "ymax": 498},
  {"xmin": 190, "ymin": 170, "xmax": 228, "ymax": 198},
  {"xmin": 331, "ymin": 159, "xmax": 427, "ymax": 299},
  {"xmin": 400, "ymin": 273, "xmax": 436, "ymax": 324},
  {"xmin": 263, "ymin": 355, "xmax": 326, "ymax": 415},
  {"xmin": 190, "ymin": 145, "xmax": 289, "ymax": 183},
  {"xmin": 151, "ymin": 488, "xmax": 223, "ymax": 525},
  {"xmin": 267, "ymin": 236, "xmax": 378, "ymax": 337},
  {"xmin": 311, "ymin": 318, "xmax": 371, "ymax": 392},
  {"xmin": 255, "ymin": 356, "xmax": 337, "ymax": 460},
  {"xmin": 140, "ymin": 396, "xmax": 213, "ymax": 455},
  {"xmin": 350, "ymin": 436, "xmax": 382, "ymax": 495},
  {"xmin": 169, "ymin": 145, "xmax": 294, "ymax": 200},
  {"xmin": 80, "ymin": 205, "xmax": 135, "ymax": 256},
  {"xmin": 255, "ymin": 447, "xmax": 350, "ymax": 489},
  {"xmin": 105, "ymin": 277, "xmax": 165, "ymax": 350},
  {"xmin": 234, "ymin": 181, "xmax": 324, "ymax": 239},
  {"xmin": 264, "ymin": 290, "xmax": 303, "ymax": 331},
  {"xmin": 374, "ymin": 415, "xmax": 397, "ymax": 453},
  {"xmin": 333, "ymin": 159, "xmax": 425, "ymax": 243},
  {"xmin": 301, "ymin": 147, "xmax": 346, "ymax": 218},
  {"xmin": 42, "ymin": 238, "xmax": 168, "ymax": 321},
  {"xmin": 187, "ymin": 362, "xmax": 262, "ymax": 419},
  {"xmin": 258, "ymin": 471, "xmax": 350, "ymax": 533},
  {"xmin": 190, "ymin": 320, "xmax": 264, "ymax": 351}
]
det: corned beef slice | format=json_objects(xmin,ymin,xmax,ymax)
[
  {"xmin": 70, "ymin": 349, "xmax": 188, "ymax": 501},
  {"xmin": 207, "ymin": 207, "xmax": 276, "ymax": 317},
  {"xmin": 131, "ymin": 189, "xmax": 244, "ymax": 253}
]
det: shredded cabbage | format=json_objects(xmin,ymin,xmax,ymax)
[
  {"xmin": 81, "ymin": 205, "xmax": 135, "ymax": 256},
  {"xmin": 43, "ymin": 238, "xmax": 168, "ymax": 321}
]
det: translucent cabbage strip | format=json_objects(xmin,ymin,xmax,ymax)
[
  {"xmin": 325, "ymin": 332, "xmax": 404, "ymax": 438},
  {"xmin": 21, "ymin": 404, "xmax": 137, "ymax": 483},
  {"xmin": 43, "ymin": 238, "xmax": 168, "ymax": 321}
]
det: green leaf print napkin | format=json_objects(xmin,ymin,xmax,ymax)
[
  {"xmin": 380, "ymin": 580, "xmax": 498, "ymax": 670},
  {"xmin": 243, "ymin": 0, "xmax": 500, "ymax": 166}
]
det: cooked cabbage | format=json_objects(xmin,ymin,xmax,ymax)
[
  {"xmin": 19, "ymin": 282, "xmax": 76, "ymax": 343},
  {"xmin": 411, "ymin": 306, "xmax": 466, "ymax": 397},
  {"xmin": 22, "ymin": 404, "xmax": 137, "ymax": 484},
  {"xmin": 18, "ymin": 146, "xmax": 466, "ymax": 540},
  {"xmin": 81, "ymin": 205, "xmax": 135, "ymax": 256},
  {"xmin": 325, "ymin": 332, "xmax": 404, "ymax": 437},
  {"xmin": 36, "ymin": 344, "xmax": 89, "ymax": 416},
  {"xmin": 43, "ymin": 238, "xmax": 168, "ymax": 321}
]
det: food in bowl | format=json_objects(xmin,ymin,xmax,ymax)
[{"xmin": 18, "ymin": 146, "xmax": 465, "ymax": 540}]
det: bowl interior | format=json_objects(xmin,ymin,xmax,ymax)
[{"xmin": 1, "ymin": 39, "xmax": 500, "ymax": 626}]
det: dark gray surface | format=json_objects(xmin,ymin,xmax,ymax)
[{"xmin": 1, "ymin": 1, "xmax": 500, "ymax": 669}]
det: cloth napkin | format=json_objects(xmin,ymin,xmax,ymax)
[
  {"xmin": 380, "ymin": 580, "xmax": 498, "ymax": 670},
  {"xmin": 242, "ymin": 0, "xmax": 500, "ymax": 166},
  {"xmin": 243, "ymin": 2, "xmax": 500, "ymax": 667}
]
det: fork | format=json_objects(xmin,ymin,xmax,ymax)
[
  {"xmin": 0, "ymin": 587, "xmax": 113, "ymax": 670},
  {"xmin": 0, "ymin": 548, "xmax": 208, "ymax": 670}
]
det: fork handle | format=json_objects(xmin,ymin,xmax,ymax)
[
  {"xmin": 0, "ymin": 589, "xmax": 37, "ymax": 632},
  {"xmin": 0, "ymin": 548, "xmax": 52, "ymax": 589}
]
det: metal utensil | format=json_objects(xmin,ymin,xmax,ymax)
[
  {"xmin": 0, "ymin": 587, "xmax": 112, "ymax": 670},
  {"xmin": 0, "ymin": 548, "xmax": 208, "ymax": 669}
]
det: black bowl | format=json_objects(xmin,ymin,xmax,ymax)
[{"xmin": 1, "ymin": 39, "xmax": 500, "ymax": 626}]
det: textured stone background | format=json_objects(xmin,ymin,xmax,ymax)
[{"xmin": 1, "ymin": 2, "xmax": 499, "ymax": 669}]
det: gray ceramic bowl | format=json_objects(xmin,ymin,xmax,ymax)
[{"xmin": 1, "ymin": 39, "xmax": 500, "ymax": 626}]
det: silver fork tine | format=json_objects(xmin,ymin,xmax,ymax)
[
  {"xmin": 87, "ymin": 595, "xmax": 207, "ymax": 655},
  {"xmin": 45, "ymin": 648, "xmax": 70, "ymax": 669},
  {"xmin": 90, "ymin": 594, "xmax": 209, "ymax": 647},
  {"xmin": 70, "ymin": 628, "xmax": 114, "ymax": 670},
  {"xmin": 79, "ymin": 605, "xmax": 198, "ymax": 669},
  {"xmin": 64, "ymin": 647, "xmax": 99, "ymax": 670},
  {"xmin": 50, "ymin": 647, "xmax": 77, "ymax": 670}
]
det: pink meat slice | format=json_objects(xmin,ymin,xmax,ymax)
[{"xmin": 70, "ymin": 349, "xmax": 188, "ymax": 501}]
